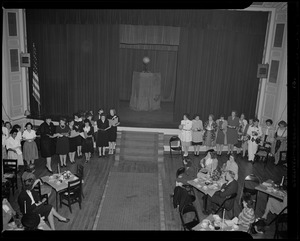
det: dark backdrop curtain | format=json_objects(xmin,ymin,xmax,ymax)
[
  {"xmin": 26, "ymin": 9, "xmax": 268, "ymax": 121},
  {"xmin": 174, "ymin": 26, "xmax": 267, "ymax": 121},
  {"xmin": 26, "ymin": 22, "xmax": 119, "ymax": 117},
  {"xmin": 119, "ymin": 47, "xmax": 177, "ymax": 102}
]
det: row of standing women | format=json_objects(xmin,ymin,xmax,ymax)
[
  {"xmin": 2, "ymin": 108, "xmax": 120, "ymax": 173},
  {"xmin": 179, "ymin": 111, "xmax": 287, "ymax": 163},
  {"xmin": 39, "ymin": 108, "xmax": 120, "ymax": 172}
]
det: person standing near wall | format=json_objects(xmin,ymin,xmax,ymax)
[
  {"xmin": 107, "ymin": 108, "xmax": 120, "ymax": 155},
  {"xmin": 191, "ymin": 114, "xmax": 203, "ymax": 156},
  {"xmin": 247, "ymin": 118, "xmax": 262, "ymax": 162},
  {"xmin": 179, "ymin": 113, "xmax": 193, "ymax": 157},
  {"xmin": 22, "ymin": 122, "xmax": 39, "ymax": 166},
  {"xmin": 203, "ymin": 114, "xmax": 217, "ymax": 151},
  {"xmin": 37, "ymin": 116, "xmax": 56, "ymax": 173},
  {"xmin": 215, "ymin": 114, "xmax": 227, "ymax": 156},
  {"xmin": 226, "ymin": 110, "xmax": 240, "ymax": 154}
]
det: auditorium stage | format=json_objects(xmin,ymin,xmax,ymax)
[{"xmin": 118, "ymin": 100, "xmax": 178, "ymax": 129}]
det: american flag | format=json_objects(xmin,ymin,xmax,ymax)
[{"xmin": 32, "ymin": 42, "xmax": 40, "ymax": 106}]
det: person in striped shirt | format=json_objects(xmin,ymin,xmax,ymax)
[{"xmin": 238, "ymin": 192, "xmax": 255, "ymax": 230}]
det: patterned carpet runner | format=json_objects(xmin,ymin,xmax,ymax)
[{"xmin": 93, "ymin": 131, "xmax": 165, "ymax": 230}]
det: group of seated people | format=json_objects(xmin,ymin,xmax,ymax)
[
  {"xmin": 2, "ymin": 175, "xmax": 70, "ymax": 231},
  {"xmin": 174, "ymin": 149, "xmax": 287, "ymax": 233},
  {"xmin": 178, "ymin": 111, "xmax": 287, "ymax": 165}
]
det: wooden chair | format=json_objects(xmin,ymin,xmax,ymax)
[
  {"xmin": 254, "ymin": 144, "xmax": 271, "ymax": 168},
  {"xmin": 32, "ymin": 181, "xmax": 49, "ymax": 205},
  {"xmin": 278, "ymin": 151, "xmax": 287, "ymax": 167},
  {"xmin": 169, "ymin": 136, "xmax": 182, "ymax": 158},
  {"xmin": 273, "ymin": 207, "xmax": 288, "ymax": 239},
  {"xmin": 75, "ymin": 164, "xmax": 85, "ymax": 198},
  {"xmin": 213, "ymin": 193, "xmax": 237, "ymax": 220},
  {"xmin": 179, "ymin": 203, "xmax": 200, "ymax": 231},
  {"xmin": 2, "ymin": 180, "xmax": 11, "ymax": 200},
  {"xmin": 21, "ymin": 178, "xmax": 49, "ymax": 205},
  {"xmin": 59, "ymin": 178, "xmax": 82, "ymax": 213},
  {"xmin": 240, "ymin": 174, "xmax": 260, "ymax": 210},
  {"xmin": 3, "ymin": 159, "xmax": 18, "ymax": 195}
]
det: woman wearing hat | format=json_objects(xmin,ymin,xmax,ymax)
[
  {"xmin": 21, "ymin": 164, "xmax": 52, "ymax": 198},
  {"xmin": 18, "ymin": 179, "xmax": 70, "ymax": 230},
  {"xmin": 246, "ymin": 118, "xmax": 262, "ymax": 162},
  {"xmin": 270, "ymin": 120, "xmax": 287, "ymax": 165}
]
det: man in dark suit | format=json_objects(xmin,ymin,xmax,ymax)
[{"xmin": 203, "ymin": 170, "xmax": 238, "ymax": 215}]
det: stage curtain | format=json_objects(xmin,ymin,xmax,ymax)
[
  {"xmin": 119, "ymin": 47, "xmax": 177, "ymax": 102},
  {"xmin": 26, "ymin": 23, "xmax": 119, "ymax": 117},
  {"xmin": 174, "ymin": 26, "xmax": 267, "ymax": 121},
  {"xmin": 26, "ymin": 9, "xmax": 267, "ymax": 34}
]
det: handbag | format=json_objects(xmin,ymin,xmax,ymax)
[{"xmin": 275, "ymin": 139, "xmax": 282, "ymax": 153}]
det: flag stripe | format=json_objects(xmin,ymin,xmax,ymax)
[{"xmin": 32, "ymin": 42, "xmax": 41, "ymax": 106}]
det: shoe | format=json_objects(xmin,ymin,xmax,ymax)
[
  {"xmin": 64, "ymin": 164, "xmax": 67, "ymax": 167},
  {"xmin": 46, "ymin": 166, "xmax": 53, "ymax": 174},
  {"xmin": 58, "ymin": 218, "xmax": 70, "ymax": 223}
]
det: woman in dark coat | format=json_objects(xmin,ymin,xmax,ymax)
[
  {"xmin": 97, "ymin": 114, "xmax": 110, "ymax": 157},
  {"xmin": 73, "ymin": 113, "xmax": 84, "ymax": 158},
  {"xmin": 36, "ymin": 116, "xmax": 56, "ymax": 173},
  {"xmin": 107, "ymin": 108, "xmax": 120, "ymax": 155},
  {"xmin": 55, "ymin": 117, "xmax": 70, "ymax": 167},
  {"xmin": 82, "ymin": 119, "xmax": 94, "ymax": 163},
  {"xmin": 18, "ymin": 179, "xmax": 69, "ymax": 230}
]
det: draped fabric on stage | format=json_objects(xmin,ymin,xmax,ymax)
[
  {"xmin": 119, "ymin": 48, "xmax": 177, "ymax": 102},
  {"xmin": 26, "ymin": 9, "xmax": 268, "ymax": 120}
]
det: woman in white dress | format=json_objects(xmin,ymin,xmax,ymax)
[
  {"xmin": 191, "ymin": 114, "xmax": 203, "ymax": 156},
  {"xmin": 179, "ymin": 113, "xmax": 193, "ymax": 157},
  {"xmin": 22, "ymin": 122, "xmax": 39, "ymax": 165},
  {"xmin": 247, "ymin": 118, "xmax": 262, "ymax": 162},
  {"xmin": 6, "ymin": 129, "xmax": 24, "ymax": 166}
]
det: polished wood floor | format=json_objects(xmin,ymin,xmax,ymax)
[{"xmin": 4, "ymin": 148, "xmax": 287, "ymax": 237}]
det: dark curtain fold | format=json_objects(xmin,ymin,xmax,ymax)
[
  {"xmin": 26, "ymin": 9, "xmax": 267, "ymax": 34},
  {"xmin": 174, "ymin": 27, "xmax": 267, "ymax": 121},
  {"xmin": 119, "ymin": 48, "xmax": 177, "ymax": 102},
  {"xmin": 26, "ymin": 23, "xmax": 119, "ymax": 117}
]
